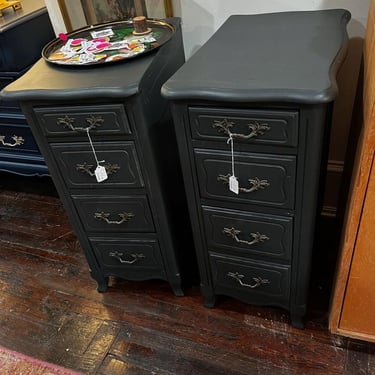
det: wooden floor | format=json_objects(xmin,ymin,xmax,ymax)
[{"xmin": 0, "ymin": 172, "xmax": 374, "ymax": 375}]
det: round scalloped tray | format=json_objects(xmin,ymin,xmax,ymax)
[{"xmin": 42, "ymin": 19, "xmax": 175, "ymax": 67}]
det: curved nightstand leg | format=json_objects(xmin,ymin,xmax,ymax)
[
  {"xmin": 291, "ymin": 314, "xmax": 305, "ymax": 329},
  {"xmin": 204, "ymin": 297, "xmax": 216, "ymax": 308},
  {"xmin": 96, "ymin": 276, "xmax": 109, "ymax": 293},
  {"xmin": 171, "ymin": 283, "xmax": 184, "ymax": 297},
  {"xmin": 202, "ymin": 286, "xmax": 216, "ymax": 308},
  {"xmin": 204, "ymin": 296, "xmax": 217, "ymax": 308}
]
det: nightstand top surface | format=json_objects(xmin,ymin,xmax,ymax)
[
  {"xmin": 0, "ymin": 18, "xmax": 181, "ymax": 102},
  {"xmin": 162, "ymin": 9, "xmax": 351, "ymax": 104}
]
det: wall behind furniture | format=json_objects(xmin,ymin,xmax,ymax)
[{"xmin": 174, "ymin": 0, "xmax": 368, "ymax": 58}]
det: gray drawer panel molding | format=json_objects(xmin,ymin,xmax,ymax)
[
  {"xmin": 195, "ymin": 148, "xmax": 296, "ymax": 209},
  {"xmin": 72, "ymin": 195, "xmax": 155, "ymax": 233},
  {"xmin": 90, "ymin": 238, "xmax": 166, "ymax": 280},
  {"xmin": 189, "ymin": 107, "xmax": 298, "ymax": 147},
  {"xmin": 34, "ymin": 104, "xmax": 131, "ymax": 137},
  {"xmin": 210, "ymin": 253, "xmax": 291, "ymax": 301},
  {"xmin": 202, "ymin": 206, "xmax": 293, "ymax": 261},
  {"xmin": 51, "ymin": 142, "xmax": 144, "ymax": 188}
]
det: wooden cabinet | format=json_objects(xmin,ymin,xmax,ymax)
[
  {"xmin": 338, "ymin": 166, "xmax": 375, "ymax": 334},
  {"xmin": 329, "ymin": 0, "xmax": 375, "ymax": 342},
  {"xmin": 162, "ymin": 10, "xmax": 350, "ymax": 328},
  {"xmin": 0, "ymin": 18, "xmax": 193, "ymax": 296},
  {"xmin": 0, "ymin": 0, "xmax": 54, "ymax": 176}
]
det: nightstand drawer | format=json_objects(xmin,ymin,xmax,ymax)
[
  {"xmin": 90, "ymin": 238, "xmax": 166, "ymax": 279},
  {"xmin": 0, "ymin": 124, "xmax": 40, "ymax": 153},
  {"xmin": 34, "ymin": 104, "xmax": 131, "ymax": 137},
  {"xmin": 202, "ymin": 206, "xmax": 293, "ymax": 262},
  {"xmin": 51, "ymin": 141, "xmax": 144, "ymax": 188},
  {"xmin": 72, "ymin": 195, "xmax": 155, "ymax": 233},
  {"xmin": 189, "ymin": 107, "xmax": 298, "ymax": 147},
  {"xmin": 210, "ymin": 253, "xmax": 290, "ymax": 301},
  {"xmin": 195, "ymin": 149, "xmax": 296, "ymax": 209}
]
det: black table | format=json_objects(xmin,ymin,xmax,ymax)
[
  {"xmin": 162, "ymin": 9, "xmax": 351, "ymax": 327},
  {"xmin": 1, "ymin": 18, "xmax": 194, "ymax": 296}
]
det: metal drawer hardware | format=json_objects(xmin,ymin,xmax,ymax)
[
  {"xmin": 0, "ymin": 135, "xmax": 24, "ymax": 147},
  {"xmin": 218, "ymin": 174, "xmax": 270, "ymax": 193},
  {"xmin": 94, "ymin": 211, "xmax": 135, "ymax": 224},
  {"xmin": 223, "ymin": 227, "xmax": 270, "ymax": 246},
  {"xmin": 227, "ymin": 272, "xmax": 270, "ymax": 289},
  {"xmin": 57, "ymin": 115, "xmax": 104, "ymax": 132},
  {"xmin": 109, "ymin": 251, "xmax": 145, "ymax": 264},
  {"xmin": 213, "ymin": 118, "xmax": 270, "ymax": 140},
  {"xmin": 76, "ymin": 162, "xmax": 120, "ymax": 176}
]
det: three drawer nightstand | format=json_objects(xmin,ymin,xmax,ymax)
[
  {"xmin": 162, "ymin": 10, "xmax": 351, "ymax": 327},
  {"xmin": 1, "ymin": 18, "xmax": 193, "ymax": 296}
]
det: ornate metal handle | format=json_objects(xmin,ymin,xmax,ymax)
[
  {"xmin": 109, "ymin": 251, "xmax": 145, "ymax": 264},
  {"xmin": 227, "ymin": 272, "xmax": 270, "ymax": 289},
  {"xmin": 223, "ymin": 227, "xmax": 270, "ymax": 246},
  {"xmin": 76, "ymin": 162, "xmax": 120, "ymax": 177},
  {"xmin": 213, "ymin": 118, "xmax": 270, "ymax": 140},
  {"xmin": 94, "ymin": 211, "xmax": 135, "ymax": 224},
  {"xmin": 57, "ymin": 115, "xmax": 104, "ymax": 132},
  {"xmin": 218, "ymin": 174, "xmax": 270, "ymax": 193},
  {"xmin": 0, "ymin": 135, "xmax": 24, "ymax": 147}
]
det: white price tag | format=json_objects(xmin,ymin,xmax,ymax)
[
  {"xmin": 229, "ymin": 175, "xmax": 239, "ymax": 195},
  {"xmin": 95, "ymin": 165, "xmax": 108, "ymax": 183}
]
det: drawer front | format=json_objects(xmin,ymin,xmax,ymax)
[
  {"xmin": 51, "ymin": 142, "xmax": 144, "ymax": 188},
  {"xmin": 72, "ymin": 195, "xmax": 155, "ymax": 233},
  {"xmin": 0, "ymin": 124, "xmax": 40, "ymax": 153},
  {"xmin": 195, "ymin": 149, "xmax": 296, "ymax": 209},
  {"xmin": 210, "ymin": 253, "xmax": 290, "ymax": 301},
  {"xmin": 90, "ymin": 238, "xmax": 166, "ymax": 279},
  {"xmin": 34, "ymin": 104, "xmax": 131, "ymax": 137},
  {"xmin": 202, "ymin": 206, "xmax": 293, "ymax": 262},
  {"xmin": 189, "ymin": 107, "xmax": 298, "ymax": 147}
]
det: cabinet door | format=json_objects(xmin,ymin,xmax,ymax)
[{"xmin": 339, "ymin": 158, "xmax": 375, "ymax": 336}]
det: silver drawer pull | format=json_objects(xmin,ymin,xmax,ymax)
[
  {"xmin": 223, "ymin": 227, "xmax": 270, "ymax": 246},
  {"xmin": 109, "ymin": 251, "xmax": 145, "ymax": 264},
  {"xmin": 94, "ymin": 211, "xmax": 135, "ymax": 224},
  {"xmin": 57, "ymin": 115, "xmax": 104, "ymax": 132},
  {"xmin": 218, "ymin": 174, "xmax": 270, "ymax": 193},
  {"xmin": 227, "ymin": 272, "xmax": 270, "ymax": 289},
  {"xmin": 0, "ymin": 135, "xmax": 24, "ymax": 147},
  {"xmin": 213, "ymin": 119, "xmax": 270, "ymax": 140},
  {"xmin": 76, "ymin": 162, "xmax": 120, "ymax": 177}
]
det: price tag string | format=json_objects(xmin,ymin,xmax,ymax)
[
  {"xmin": 86, "ymin": 128, "xmax": 104, "ymax": 166},
  {"xmin": 227, "ymin": 134, "xmax": 235, "ymax": 177},
  {"xmin": 86, "ymin": 128, "xmax": 108, "ymax": 182},
  {"xmin": 227, "ymin": 134, "xmax": 239, "ymax": 194}
]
